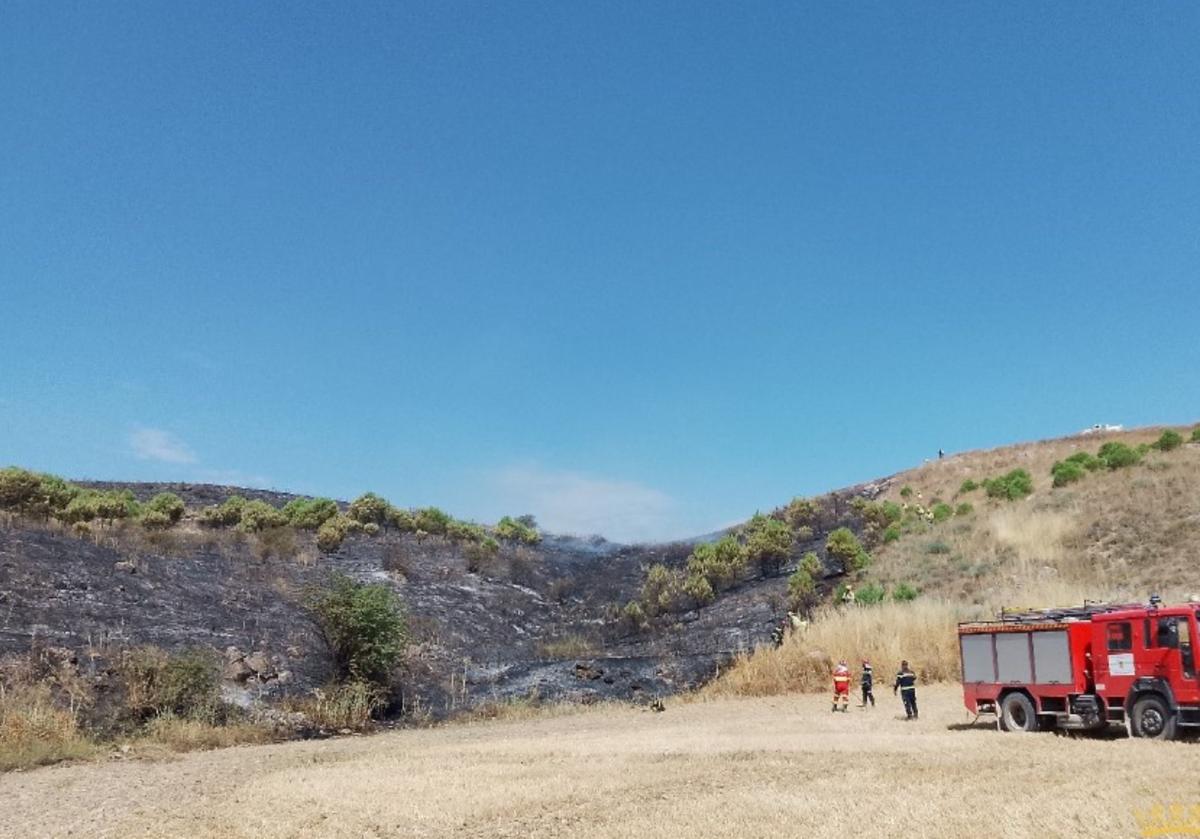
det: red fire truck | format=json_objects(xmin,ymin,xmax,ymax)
[{"xmin": 958, "ymin": 598, "xmax": 1200, "ymax": 739}]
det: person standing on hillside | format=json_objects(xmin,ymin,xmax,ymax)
[
  {"xmin": 894, "ymin": 660, "xmax": 918, "ymax": 720},
  {"xmin": 832, "ymin": 660, "xmax": 851, "ymax": 712},
  {"xmin": 859, "ymin": 660, "xmax": 875, "ymax": 708}
]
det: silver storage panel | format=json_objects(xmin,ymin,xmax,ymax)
[
  {"xmin": 996, "ymin": 632, "xmax": 1033, "ymax": 683},
  {"xmin": 961, "ymin": 633, "xmax": 996, "ymax": 683},
  {"xmin": 1031, "ymin": 630, "xmax": 1072, "ymax": 684}
]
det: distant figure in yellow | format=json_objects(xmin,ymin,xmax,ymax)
[{"xmin": 841, "ymin": 585, "xmax": 856, "ymax": 606}]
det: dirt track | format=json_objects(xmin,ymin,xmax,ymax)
[{"xmin": 2, "ymin": 686, "xmax": 1195, "ymax": 838}]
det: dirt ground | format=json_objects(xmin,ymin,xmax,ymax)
[{"xmin": 2, "ymin": 685, "xmax": 1196, "ymax": 839}]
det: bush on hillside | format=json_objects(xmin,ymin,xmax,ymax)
[
  {"xmin": 743, "ymin": 513, "xmax": 793, "ymax": 576},
  {"xmin": 413, "ymin": 507, "xmax": 451, "ymax": 536},
  {"xmin": 282, "ymin": 497, "xmax": 339, "ymax": 530},
  {"xmin": 826, "ymin": 527, "xmax": 870, "ymax": 572},
  {"xmin": 899, "ymin": 486, "xmax": 913, "ymax": 498},
  {"xmin": 856, "ymin": 582, "xmax": 886, "ymax": 605},
  {"xmin": 883, "ymin": 524, "xmax": 901, "ymax": 543},
  {"xmin": 316, "ymin": 514, "xmax": 360, "ymax": 553},
  {"xmin": 1192, "ymin": 427, "xmax": 1200, "ymax": 443},
  {"xmin": 1098, "ymin": 442, "xmax": 1140, "ymax": 470},
  {"xmin": 495, "ymin": 515, "xmax": 541, "ymax": 545},
  {"xmin": 306, "ymin": 573, "xmax": 408, "ymax": 686},
  {"xmin": 348, "ymin": 493, "xmax": 390, "ymax": 526},
  {"xmin": 1050, "ymin": 459, "xmax": 1086, "ymax": 488},
  {"xmin": 1066, "ymin": 451, "xmax": 1104, "ymax": 471},
  {"xmin": 984, "ymin": 469, "xmax": 1033, "ymax": 500},
  {"xmin": 1152, "ymin": 429, "xmax": 1184, "ymax": 452},
  {"xmin": 686, "ymin": 536, "xmax": 749, "ymax": 592},
  {"xmin": 955, "ymin": 502, "xmax": 973, "ymax": 516},
  {"xmin": 199, "ymin": 495, "xmax": 248, "ymax": 527},
  {"xmin": 145, "ymin": 493, "xmax": 185, "ymax": 525},
  {"xmin": 931, "ymin": 502, "xmax": 954, "ymax": 523},
  {"xmin": 118, "ymin": 647, "xmax": 220, "ymax": 722},
  {"xmin": 892, "ymin": 582, "xmax": 919, "ymax": 602},
  {"xmin": 958, "ymin": 479, "xmax": 979, "ymax": 494},
  {"xmin": 236, "ymin": 500, "xmax": 288, "ymax": 533},
  {"xmin": 786, "ymin": 551, "xmax": 823, "ymax": 610},
  {"xmin": 784, "ymin": 497, "xmax": 818, "ymax": 528}
]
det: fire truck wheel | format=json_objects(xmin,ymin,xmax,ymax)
[
  {"xmin": 999, "ymin": 692, "xmax": 1039, "ymax": 733},
  {"xmin": 1131, "ymin": 695, "xmax": 1177, "ymax": 740}
]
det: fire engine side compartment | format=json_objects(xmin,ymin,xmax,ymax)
[{"xmin": 959, "ymin": 623, "xmax": 1089, "ymax": 716}]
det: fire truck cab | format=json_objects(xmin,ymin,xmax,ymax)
[{"xmin": 959, "ymin": 599, "xmax": 1200, "ymax": 739}]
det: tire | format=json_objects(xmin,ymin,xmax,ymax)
[
  {"xmin": 999, "ymin": 692, "xmax": 1039, "ymax": 733},
  {"xmin": 1131, "ymin": 695, "xmax": 1177, "ymax": 740}
]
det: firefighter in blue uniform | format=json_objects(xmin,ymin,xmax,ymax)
[{"xmin": 893, "ymin": 660, "xmax": 918, "ymax": 720}]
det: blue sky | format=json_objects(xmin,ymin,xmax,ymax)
[{"xmin": 2, "ymin": 3, "xmax": 1198, "ymax": 542}]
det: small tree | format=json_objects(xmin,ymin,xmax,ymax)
[
  {"xmin": 317, "ymin": 514, "xmax": 357, "ymax": 553},
  {"xmin": 1153, "ymin": 429, "xmax": 1184, "ymax": 452},
  {"xmin": 282, "ymin": 497, "xmax": 339, "ymax": 530},
  {"xmin": 826, "ymin": 527, "xmax": 870, "ymax": 572},
  {"xmin": 1098, "ymin": 442, "xmax": 1140, "ymax": 470},
  {"xmin": 856, "ymin": 582, "xmax": 886, "ymax": 605},
  {"xmin": 145, "ymin": 492, "xmax": 185, "ymax": 525},
  {"xmin": 348, "ymin": 492, "xmax": 391, "ymax": 526},
  {"xmin": 743, "ymin": 513, "xmax": 793, "ymax": 577},
  {"xmin": 237, "ymin": 499, "xmax": 288, "ymax": 533},
  {"xmin": 307, "ymin": 574, "xmax": 408, "ymax": 685},
  {"xmin": 892, "ymin": 582, "xmax": 919, "ymax": 602}
]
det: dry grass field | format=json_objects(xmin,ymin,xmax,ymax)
[{"xmin": 3, "ymin": 685, "xmax": 1198, "ymax": 839}]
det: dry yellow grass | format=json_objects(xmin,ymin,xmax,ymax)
[
  {"xmin": 0, "ymin": 684, "xmax": 97, "ymax": 772},
  {"xmin": 4, "ymin": 686, "xmax": 1200, "ymax": 839},
  {"xmin": 867, "ymin": 427, "xmax": 1200, "ymax": 602}
]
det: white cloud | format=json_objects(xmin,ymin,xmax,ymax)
[
  {"xmin": 129, "ymin": 427, "xmax": 198, "ymax": 465},
  {"xmin": 488, "ymin": 465, "xmax": 684, "ymax": 544}
]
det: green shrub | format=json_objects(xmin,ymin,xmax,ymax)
[
  {"xmin": 199, "ymin": 495, "xmax": 248, "ymax": 527},
  {"xmin": 119, "ymin": 647, "xmax": 220, "ymax": 721},
  {"xmin": 686, "ymin": 536, "xmax": 748, "ymax": 592},
  {"xmin": 1065, "ymin": 451, "xmax": 1103, "ymax": 471},
  {"xmin": 236, "ymin": 500, "xmax": 287, "ymax": 533},
  {"xmin": 743, "ymin": 513, "xmax": 793, "ymax": 576},
  {"xmin": 955, "ymin": 502, "xmax": 974, "ymax": 516},
  {"xmin": 882, "ymin": 524, "xmax": 901, "ymax": 543},
  {"xmin": 1050, "ymin": 460, "xmax": 1086, "ymax": 487},
  {"xmin": 145, "ymin": 493, "xmax": 185, "ymax": 525},
  {"xmin": 495, "ymin": 515, "xmax": 541, "ymax": 544},
  {"xmin": 892, "ymin": 582, "xmax": 919, "ymax": 602},
  {"xmin": 899, "ymin": 486, "xmax": 913, "ymax": 499},
  {"xmin": 1098, "ymin": 442, "xmax": 1140, "ymax": 470},
  {"xmin": 316, "ymin": 514, "xmax": 357, "ymax": 553},
  {"xmin": 856, "ymin": 582, "xmax": 886, "ymax": 605},
  {"xmin": 1153, "ymin": 429, "xmax": 1184, "ymax": 452},
  {"xmin": 826, "ymin": 527, "xmax": 870, "ymax": 572},
  {"xmin": 640, "ymin": 564, "xmax": 688, "ymax": 616},
  {"xmin": 619, "ymin": 601, "xmax": 647, "ymax": 633},
  {"xmin": 681, "ymin": 573, "xmax": 716, "ymax": 606},
  {"xmin": 464, "ymin": 538, "xmax": 500, "ymax": 574},
  {"xmin": 446, "ymin": 519, "xmax": 487, "ymax": 543},
  {"xmin": 787, "ymin": 565, "xmax": 816, "ymax": 609},
  {"xmin": 413, "ymin": 507, "xmax": 451, "ymax": 536},
  {"xmin": 348, "ymin": 492, "xmax": 391, "ymax": 526},
  {"xmin": 958, "ymin": 479, "xmax": 979, "ymax": 494},
  {"xmin": 1192, "ymin": 427, "xmax": 1200, "ymax": 443},
  {"xmin": 926, "ymin": 541, "xmax": 951, "ymax": 555},
  {"xmin": 307, "ymin": 573, "xmax": 408, "ymax": 685},
  {"xmin": 387, "ymin": 507, "xmax": 417, "ymax": 532},
  {"xmin": 140, "ymin": 510, "xmax": 173, "ymax": 530},
  {"xmin": 931, "ymin": 503, "xmax": 953, "ymax": 523},
  {"xmin": 282, "ymin": 497, "xmax": 339, "ymax": 530},
  {"xmin": 984, "ymin": 469, "xmax": 1033, "ymax": 500},
  {"xmin": 784, "ymin": 497, "xmax": 818, "ymax": 528}
]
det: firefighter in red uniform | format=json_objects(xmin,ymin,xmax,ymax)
[{"xmin": 832, "ymin": 660, "xmax": 851, "ymax": 712}]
